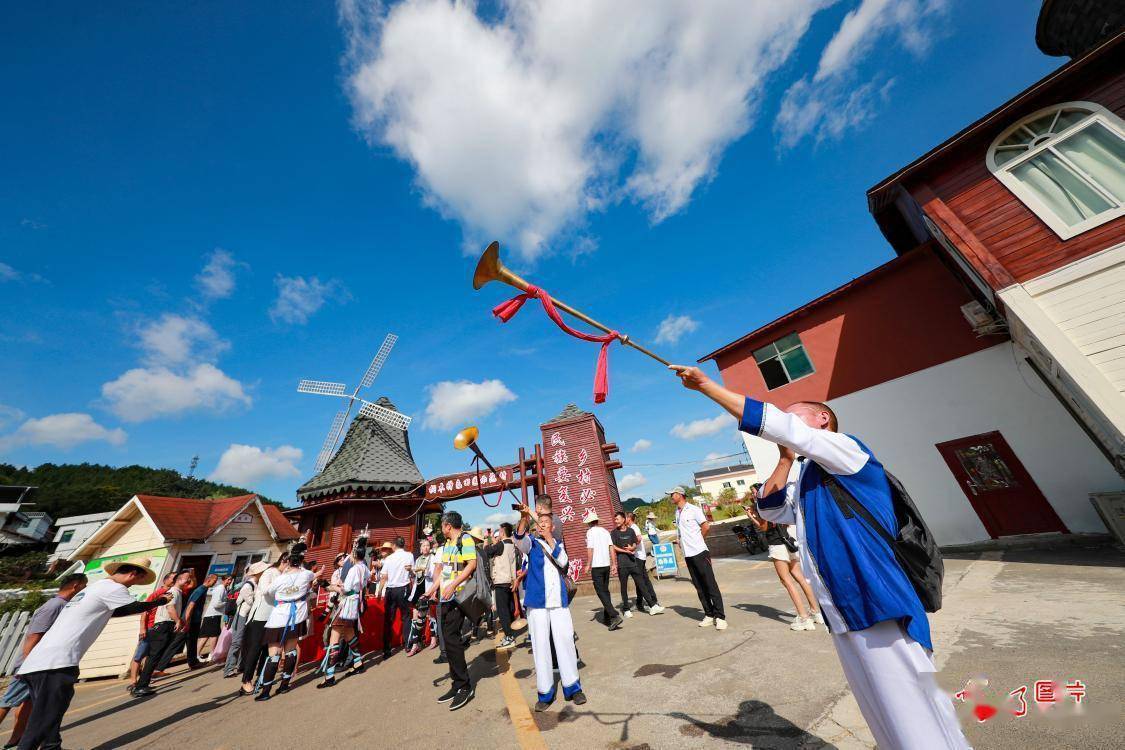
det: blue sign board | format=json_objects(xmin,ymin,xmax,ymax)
[
  {"xmin": 653, "ymin": 542, "xmax": 678, "ymax": 577},
  {"xmin": 208, "ymin": 563, "xmax": 234, "ymax": 577}
]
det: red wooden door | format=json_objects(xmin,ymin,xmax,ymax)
[{"xmin": 936, "ymin": 431, "xmax": 1067, "ymax": 538}]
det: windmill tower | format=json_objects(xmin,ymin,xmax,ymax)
[
  {"xmin": 298, "ymin": 333, "xmax": 412, "ymax": 472},
  {"xmin": 288, "ymin": 334, "xmax": 439, "ymax": 568}
]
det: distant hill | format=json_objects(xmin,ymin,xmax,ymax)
[
  {"xmin": 622, "ymin": 497, "xmax": 649, "ymax": 512},
  {"xmin": 0, "ymin": 462, "xmax": 276, "ymax": 521}
]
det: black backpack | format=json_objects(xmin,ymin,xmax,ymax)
[
  {"xmin": 817, "ymin": 465, "xmax": 944, "ymax": 613},
  {"xmin": 222, "ymin": 580, "xmax": 253, "ymax": 618}
]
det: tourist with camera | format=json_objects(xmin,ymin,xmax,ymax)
[{"xmin": 424, "ymin": 511, "xmax": 477, "ymax": 711}]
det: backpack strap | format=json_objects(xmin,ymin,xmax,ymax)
[{"xmin": 816, "ymin": 464, "xmax": 896, "ymax": 549}]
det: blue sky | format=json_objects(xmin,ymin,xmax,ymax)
[{"xmin": 1, "ymin": 1, "xmax": 1059, "ymax": 530}]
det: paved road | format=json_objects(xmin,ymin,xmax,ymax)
[{"xmin": 50, "ymin": 547, "xmax": 1124, "ymax": 749}]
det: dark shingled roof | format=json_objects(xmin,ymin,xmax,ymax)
[
  {"xmin": 544, "ymin": 403, "xmax": 592, "ymax": 424},
  {"xmin": 296, "ymin": 397, "xmax": 424, "ymax": 501}
]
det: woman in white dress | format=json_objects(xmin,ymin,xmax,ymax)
[
  {"xmin": 255, "ymin": 552, "xmax": 319, "ymax": 701},
  {"xmin": 317, "ymin": 545, "xmax": 370, "ymax": 688}
]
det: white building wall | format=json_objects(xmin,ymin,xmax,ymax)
[
  {"xmin": 828, "ymin": 343, "xmax": 1122, "ymax": 545},
  {"xmin": 50, "ymin": 512, "xmax": 117, "ymax": 563}
]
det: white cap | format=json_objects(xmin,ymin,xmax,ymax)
[
  {"xmin": 667, "ymin": 486, "xmax": 686, "ymax": 496},
  {"xmin": 581, "ymin": 508, "xmax": 599, "ymax": 524}
]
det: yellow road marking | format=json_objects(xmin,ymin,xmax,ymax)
[
  {"xmin": 750, "ymin": 561, "xmax": 770, "ymax": 570},
  {"xmin": 495, "ymin": 635, "xmax": 548, "ymax": 750}
]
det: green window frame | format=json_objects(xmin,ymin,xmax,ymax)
[{"xmin": 752, "ymin": 333, "xmax": 815, "ymax": 390}]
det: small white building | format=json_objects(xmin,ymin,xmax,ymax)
[
  {"xmin": 49, "ymin": 511, "xmax": 116, "ymax": 564},
  {"xmin": 693, "ymin": 464, "xmax": 758, "ymax": 501}
]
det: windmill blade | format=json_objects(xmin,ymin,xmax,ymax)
[
  {"xmin": 360, "ymin": 334, "xmax": 398, "ymax": 389},
  {"xmin": 359, "ymin": 399, "xmax": 412, "ymax": 431},
  {"xmin": 315, "ymin": 411, "xmax": 348, "ymax": 472},
  {"xmin": 298, "ymin": 380, "xmax": 348, "ymax": 396}
]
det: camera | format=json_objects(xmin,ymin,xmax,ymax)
[{"xmin": 414, "ymin": 596, "xmax": 434, "ymax": 610}]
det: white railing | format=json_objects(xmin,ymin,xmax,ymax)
[{"xmin": 0, "ymin": 612, "xmax": 30, "ymax": 676}]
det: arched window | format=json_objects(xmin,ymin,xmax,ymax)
[{"xmin": 987, "ymin": 102, "xmax": 1125, "ymax": 239}]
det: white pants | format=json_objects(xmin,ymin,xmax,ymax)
[
  {"xmin": 526, "ymin": 607, "xmax": 581, "ymax": 703},
  {"xmin": 833, "ymin": 621, "xmax": 969, "ymax": 750}
]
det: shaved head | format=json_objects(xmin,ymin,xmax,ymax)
[{"xmin": 788, "ymin": 401, "xmax": 838, "ymax": 431}]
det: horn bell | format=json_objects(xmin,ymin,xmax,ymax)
[
  {"xmin": 473, "ymin": 241, "xmax": 502, "ymax": 290},
  {"xmin": 453, "ymin": 425, "xmax": 480, "ymax": 451}
]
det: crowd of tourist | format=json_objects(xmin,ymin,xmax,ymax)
[{"xmin": 0, "ymin": 365, "xmax": 970, "ymax": 749}]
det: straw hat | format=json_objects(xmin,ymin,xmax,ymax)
[
  {"xmin": 379, "ymin": 541, "xmax": 395, "ymax": 552},
  {"xmin": 581, "ymin": 508, "xmax": 599, "ymax": 524},
  {"xmin": 646, "ymin": 512, "xmax": 657, "ymax": 519},
  {"xmin": 247, "ymin": 561, "xmax": 270, "ymax": 577},
  {"xmin": 103, "ymin": 556, "xmax": 157, "ymax": 586}
]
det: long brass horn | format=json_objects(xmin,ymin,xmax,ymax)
[{"xmin": 472, "ymin": 241, "xmax": 670, "ymax": 366}]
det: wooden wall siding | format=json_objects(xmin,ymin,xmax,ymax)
[
  {"xmin": 77, "ymin": 510, "xmax": 165, "ymax": 679},
  {"xmin": 1031, "ymin": 250, "xmax": 1125, "ymax": 395},
  {"xmin": 918, "ymin": 74, "xmax": 1125, "ymax": 283},
  {"xmin": 298, "ymin": 500, "xmax": 421, "ymax": 569}
]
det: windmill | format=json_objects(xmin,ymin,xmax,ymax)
[{"xmin": 297, "ymin": 333, "xmax": 413, "ymax": 472}]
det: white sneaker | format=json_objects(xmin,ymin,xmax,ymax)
[
  {"xmin": 811, "ymin": 610, "xmax": 825, "ymax": 625},
  {"xmin": 714, "ymin": 618, "xmax": 728, "ymax": 631},
  {"xmin": 698, "ymin": 617, "xmax": 714, "ymax": 628},
  {"xmin": 790, "ymin": 616, "xmax": 815, "ymax": 631},
  {"xmin": 648, "ymin": 604, "xmax": 665, "ymax": 615},
  {"xmin": 623, "ymin": 610, "xmax": 633, "ymax": 618}
]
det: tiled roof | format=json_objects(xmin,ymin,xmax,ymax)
[
  {"xmin": 297, "ymin": 397, "xmax": 425, "ymax": 500},
  {"xmin": 134, "ymin": 494, "xmax": 298, "ymax": 541},
  {"xmin": 544, "ymin": 403, "xmax": 592, "ymax": 424}
]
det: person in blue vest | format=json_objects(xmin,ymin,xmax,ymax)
[
  {"xmin": 670, "ymin": 364, "xmax": 968, "ymax": 750},
  {"xmin": 513, "ymin": 502, "xmax": 586, "ymax": 712}
]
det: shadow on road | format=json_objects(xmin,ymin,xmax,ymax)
[
  {"xmin": 733, "ymin": 603, "xmax": 793, "ymax": 624},
  {"xmin": 672, "ymin": 700, "xmax": 838, "ymax": 748},
  {"xmin": 632, "ymin": 632, "xmax": 754, "ymax": 679}
]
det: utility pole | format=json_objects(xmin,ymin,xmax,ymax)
[{"xmin": 187, "ymin": 455, "xmax": 199, "ymax": 479}]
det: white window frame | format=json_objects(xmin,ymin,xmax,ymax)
[
  {"xmin": 753, "ymin": 333, "xmax": 815, "ymax": 390},
  {"xmin": 987, "ymin": 102, "xmax": 1125, "ymax": 240}
]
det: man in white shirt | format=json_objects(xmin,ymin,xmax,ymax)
[
  {"xmin": 584, "ymin": 509, "xmax": 623, "ymax": 631},
  {"xmin": 17, "ymin": 557, "xmax": 167, "ymax": 750},
  {"xmin": 379, "ymin": 537, "xmax": 414, "ymax": 661},
  {"xmin": 672, "ymin": 487, "xmax": 727, "ymax": 630},
  {"xmin": 626, "ymin": 512, "xmax": 662, "ymax": 614}
]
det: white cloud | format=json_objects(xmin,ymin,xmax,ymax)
[
  {"xmin": 618, "ymin": 472, "xmax": 647, "ymax": 493},
  {"xmin": 630, "ymin": 438, "xmax": 653, "ymax": 453},
  {"xmin": 775, "ymin": 0, "xmax": 944, "ymax": 149},
  {"xmin": 704, "ymin": 452, "xmax": 727, "ymax": 466},
  {"xmin": 101, "ymin": 364, "xmax": 252, "ymax": 423},
  {"xmin": 654, "ymin": 314, "xmax": 700, "ymax": 345},
  {"xmin": 670, "ymin": 413, "xmax": 736, "ymax": 440},
  {"xmin": 484, "ymin": 511, "xmax": 519, "ymax": 525},
  {"xmin": 0, "ymin": 405, "xmax": 25, "ymax": 430},
  {"xmin": 137, "ymin": 314, "xmax": 228, "ymax": 367},
  {"xmin": 209, "ymin": 444, "xmax": 302, "ymax": 487},
  {"xmin": 422, "ymin": 379, "xmax": 517, "ymax": 430},
  {"xmin": 0, "ymin": 262, "xmax": 46, "ymax": 284},
  {"xmin": 269, "ymin": 275, "xmax": 348, "ymax": 325},
  {"xmin": 0, "ymin": 413, "xmax": 126, "ymax": 452},
  {"xmin": 195, "ymin": 249, "xmax": 239, "ymax": 301},
  {"xmin": 342, "ymin": 0, "xmax": 828, "ymax": 260}
]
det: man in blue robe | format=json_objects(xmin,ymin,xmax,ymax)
[{"xmin": 671, "ymin": 364, "xmax": 968, "ymax": 750}]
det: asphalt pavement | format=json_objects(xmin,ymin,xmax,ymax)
[{"xmin": 48, "ymin": 546, "xmax": 1125, "ymax": 749}]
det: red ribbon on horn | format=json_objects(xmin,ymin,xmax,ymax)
[{"xmin": 492, "ymin": 284, "xmax": 619, "ymax": 404}]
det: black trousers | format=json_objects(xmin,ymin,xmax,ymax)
[
  {"xmin": 17, "ymin": 667, "xmax": 78, "ymax": 750},
  {"xmin": 240, "ymin": 620, "xmax": 268, "ymax": 684},
  {"xmin": 493, "ymin": 584, "xmax": 515, "ymax": 637},
  {"xmin": 617, "ymin": 561, "xmax": 657, "ymax": 611},
  {"xmin": 440, "ymin": 603, "xmax": 471, "ymax": 693},
  {"xmin": 685, "ymin": 551, "xmax": 725, "ymax": 619},
  {"xmin": 590, "ymin": 566, "xmax": 619, "ymax": 625},
  {"xmin": 383, "ymin": 585, "xmax": 410, "ymax": 656},
  {"xmin": 135, "ymin": 621, "xmax": 175, "ymax": 690},
  {"xmin": 156, "ymin": 616, "xmax": 202, "ymax": 670}
]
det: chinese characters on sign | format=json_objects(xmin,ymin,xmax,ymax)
[
  {"xmin": 546, "ymin": 430, "xmax": 598, "ymax": 538},
  {"xmin": 425, "ymin": 465, "xmax": 516, "ymax": 500}
]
